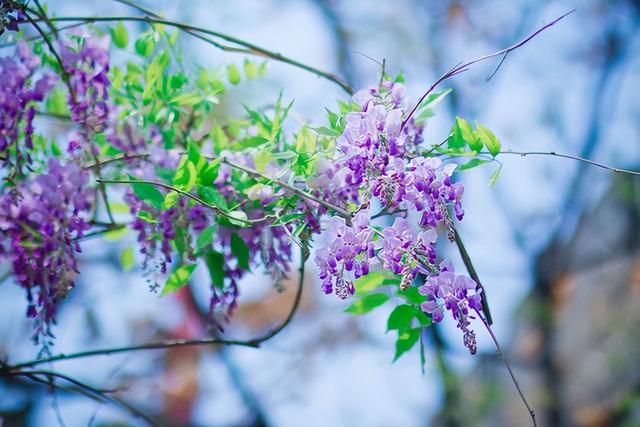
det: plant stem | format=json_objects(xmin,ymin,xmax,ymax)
[
  {"xmin": 476, "ymin": 309, "xmax": 536, "ymax": 426},
  {"xmin": 27, "ymin": 14, "xmax": 353, "ymax": 94}
]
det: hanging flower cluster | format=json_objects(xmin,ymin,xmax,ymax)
[
  {"xmin": 0, "ymin": 40, "xmax": 57, "ymax": 164},
  {"xmin": 314, "ymin": 80, "xmax": 479, "ymax": 353},
  {"xmin": 0, "ymin": 159, "xmax": 93, "ymax": 348}
]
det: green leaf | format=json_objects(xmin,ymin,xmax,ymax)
[
  {"xmin": 111, "ymin": 22, "xmax": 128, "ymax": 48},
  {"xmin": 163, "ymin": 191, "xmax": 179, "ymax": 209},
  {"xmin": 398, "ymin": 286, "xmax": 427, "ymax": 304},
  {"xmin": 131, "ymin": 182, "xmax": 164, "ymax": 210},
  {"xmin": 197, "ymin": 224, "xmax": 218, "ymax": 251},
  {"xmin": 119, "ymin": 246, "xmax": 135, "ymax": 272},
  {"xmin": 227, "ymin": 63, "xmax": 241, "ymax": 85},
  {"xmin": 354, "ymin": 272, "xmax": 386, "ymax": 295},
  {"xmin": 230, "ymin": 233, "xmax": 250, "ymax": 270},
  {"xmin": 387, "ymin": 304, "xmax": 431, "ymax": 333},
  {"xmin": 459, "ymin": 158, "xmax": 491, "ymax": 171},
  {"xmin": 243, "ymin": 59, "xmax": 257, "ymax": 79},
  {"xmin": 450, "ymin": 116, "xmax": 477, "ymax": 151},
  {"xmin": 169, "ymin": 91, "xmax": 203, "ymax": 106},
  {"xmin": 227, "ymin": 211, "xmax": 249, "ymax": 227},
  {"xmin": 417, "ymin": 89, "xmax": 451, "ymax": 111},
  {"xmin": 204, "ymin": 250, "xmax": 225, "ymax": 288},
  {"xmin": 173, "ymin": 158, "xmax": 197, "ymax": 191},
  {"xmin": 393, "ymin": 328, "xmax": 421, "ymax": 362},
  {"xmin": 161, "ymin": 264, "xmax": 197, "ymax": 296},
  {"xmin": 197, "ymin": 186, "xmax": 228, "ymax": 211},
  {"xmin": 488, "ymin": 164, "xmax": 502, "ymax": 187},
  {"xmin": 345, "ymin": 293, "xmax": 389, "ymax": 315},
  {"xmin": 135, "ymin": 33, "xmax": 155, "ymax": 57},
  {"xmin": 476, "ymin": 123, "xmax": 501, "ymax": 157}
]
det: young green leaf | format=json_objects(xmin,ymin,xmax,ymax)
[
  {"xmin": 243, "ymin": 59, "xmax": 257, "ymax": 79},
  {"xmin": 387, "ymin": 304, "xmax": 431, "ymax": 333},
  {"xmin": 119, "ymin": 246, "xmax": 135, "ymax": 272},
  {"xmin": 197, "ymin": 224, "xmax": 218, "ymax": 251},
  {"xmin": 476, "ymin": 123, "xmax": 501, "ymax": 157},
  {"xmin": 111, "ymin": 22, "xmax": 128, "ymax": 48},
  {"xmin": 459, "ymin": 158, "xmax": 491, "ymax": 171},
  {"xmin": 345, "ymin": 293, "xmax": 389, "ymax": 315},
  {"xmin": 131, "ymin": 182, "xmax": 164, "ymax": 210},
  {"xmin": 488, "ymin": 163, "xmax": 503, "ymax": 187},
  {"xmin": 354, "ymin": 272, "xmax": 386, "ymax": 295},
  {"xmin": 393, "ymin": 328, "xmax": 421, "ymax": 362},
  {"xmin": 161, "ymin": 264, "xmax": 197, "ymax": 296},
  {"xmin": 227, "ymin": 63, "xmax": 241, "ymax": 85},
  {"xmin": 204, "ymin": 250, "xmax": 225, "ymax": 288},
  {"xmin": 230, "ymin": 233, "xmax": 250, "ymax": 270},
  {"xmin": 173, "ymin": 159, "xmax": 197, "ymax": 192}
]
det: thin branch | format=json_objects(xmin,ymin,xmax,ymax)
[
  {"xmin": 4, "ymin": 368, "xmax": 159, "ymax": 426},
  {"xmin": 453, "ymin": 229, "xmax": 493, "ymax": 325},
  {"xmin": 476, "ymin": 309, "xmax": 536, "ymax": 427},
  {"xmin": 25, "ymin": 13, "xmax": 353, "ymax": 94},
  {"xmin": 96, "ymin": 178, "xmax": 263, "ymax": 225},
  {"xmin": 1, "ymin": 248, "xmax": 306, "ymax": 371},
  {"xmin": 402, "ymin": 9, "xmax": 575, "ymax": 129},
  {"xmin": 220, "ymin": 157, "xmax": 354, "ymax": 224},
  {"xmin": 498, "ymin": 150, "xmax": 640, "ymax": 176}
]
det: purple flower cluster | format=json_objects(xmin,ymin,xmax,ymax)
[
  {"xmin": 0, "ymin": 1, "xmax": 23, "ymax": 35},
  {"xmin": 313, "ymin": 80, "xmax": 480, "ymax": 353},
  {"xmin": 379, "ymin": 218, "xmax": 437, "ymax": 290},
  {"xmin": 0, "ymin": 41, "xmax": 57, "ymax": 163},
  {"xmin": 60, "ymin": 34, "xmax": 111, "ymax": 140},
  {"xmin": 125, "ymin": 193, "xmax": 209, "ymax": 276},
  {"xmin": 315, "ymin": 210, "xmax": 375, "ymax": 299},
  {"xmin": 418, "ymin": 261, "xmax": 483, "ymax": 354},
  {"xmin": 0, "ymin": 159, "xmax": 93, "ymax": 347}
]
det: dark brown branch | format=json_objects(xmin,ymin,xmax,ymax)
[
  {"xmin": 402, "ymin": 9, "xmax": 575, "ymax": 129},
  {"xmin": 1, "ymin": 248, "xmax": 306, "ymax": 371}
]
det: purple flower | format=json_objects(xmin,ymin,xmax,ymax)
[
  {"xmin": 314, "ymin": 209, "xmax": 375, "ymax": 299},
  {"xmin": 418, "ymin": 261, "xmax": 482, "ymax": 354},
  {"xmin": 0, "ymin": 159, "xmax": 93, "ymax": 349},
  {"xmin": 379, "ymin": 218, "xmax": 437, "ymax": 290},
  {"xmin": 0, "ymin": 41, "xmax": 57, "ymax": 165}
]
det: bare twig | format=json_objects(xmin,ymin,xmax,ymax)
[
  {"xmin": 402, "ymin": 9, "xmax": 575, "ymax": 129},
  {"xmin": 3, "ymin": 368, "xmax": 159, "ymax": 426},
  {"xmin": 498, "ymin": 150, "xmax": 640, "ymax": 177},
  {"xmin": 476, "ymin": 309, "xmax": 536, "ymax": 426}
]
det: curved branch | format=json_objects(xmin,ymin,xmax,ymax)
[
  {"xmin": 3, "ymin": 368, "xmax": 159, "ymax": 426},
  {"xmin": 0, "ymin": 248, "xmax": 306, "ymax": 372},
  {"xmin": 476, "ymin": 309, "xmax": 536, "ymax": 426},
  {"xmin": 498, "ymin": 150, "xmax": 640, "ymax": 177},
  {"xmin": 24, "ymin": 13, "xmax": 353, "ymax": 94},
  {"xmin": 402, "ymin": 9, "xmax": 575, "ymax": 129}
]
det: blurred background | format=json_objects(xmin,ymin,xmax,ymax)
[{"xmin": 1, "ymin": 0, "xmax": 640, "ymax": 425}]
